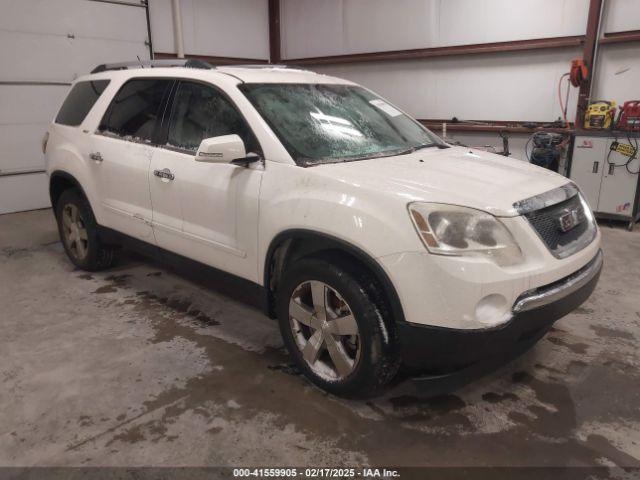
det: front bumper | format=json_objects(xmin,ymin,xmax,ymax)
[{"xmin": 397, "ymin": 249, "xmax": 602, "ymax": 371}]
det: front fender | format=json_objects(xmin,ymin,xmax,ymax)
[{"xmin": 258, "ymin": 162, "xmax": 424, "ymax": 265}]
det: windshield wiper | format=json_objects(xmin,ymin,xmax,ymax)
[
  {"xmin": 412, "ymin": 142, "xmax": 450, "ymax": 151},
  {"xmin": 299, "ymin": 142, "xmax": 451, "ymax": 166}
]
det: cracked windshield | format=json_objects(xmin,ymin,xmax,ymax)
[{"xmin": 240, "ymin": 83, "xmax": 441, "ymax": 166}]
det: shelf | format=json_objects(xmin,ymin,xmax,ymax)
[{"xmin": 419, "ymin": 121, "xmax": 575, "ymax": 135}]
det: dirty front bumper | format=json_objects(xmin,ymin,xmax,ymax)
[{"xmin": 397, "ymin": 250, "xmax": 603, "ymax": 373}]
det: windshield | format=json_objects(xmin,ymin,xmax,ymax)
[{"xmin": 239, "ymin": 83, "xmax": 443, "ymax": 166}]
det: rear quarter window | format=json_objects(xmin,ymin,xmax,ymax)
[{"xmin": 55, "ymin": 80, "xmax": 110, "ymax": 126}]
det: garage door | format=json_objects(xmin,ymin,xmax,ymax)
[{"xmin": 0, "ymin": 0, "xmax": 151, "ymax": 214}]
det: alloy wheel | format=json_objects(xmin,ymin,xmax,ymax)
[
  {"xmin": 61, "ymin": 204, "xmax": 89, "ymax": 260},
  {"xmin": 288, "ymin": 280, "xmax": 361, "ymax": 381}
]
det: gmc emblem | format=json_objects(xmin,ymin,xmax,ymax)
[{"xmin": 558, "ymin": 208, "xmax": 584, "ymax": 232}]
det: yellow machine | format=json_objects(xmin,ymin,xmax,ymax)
[{"xmin": 584, "ymin": 100, "xmax": 616, "ymax": 129}]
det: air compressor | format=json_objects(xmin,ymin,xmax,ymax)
[{"xmin": 529, "ymin": 132, "xmax": 566, "ymax": 171}]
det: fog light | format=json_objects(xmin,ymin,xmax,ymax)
[{"xmin": 475, "ymin": 294, "xmax": 511, "ymax": 326}]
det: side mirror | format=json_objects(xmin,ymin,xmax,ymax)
[{"xmin": 195, "ymin": 134, "xmax": 246, "ymax": 164}]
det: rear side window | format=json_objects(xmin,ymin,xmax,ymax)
[
  {"xmin": 55, "ymin": 80, "xmax": 110, "ymax": 126},
  {"xmin": 98, "ymin": 79, "xmax": 172, "ymax": 142}
]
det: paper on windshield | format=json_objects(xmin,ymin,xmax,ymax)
[{"xmin": 369, "ymin": 99, "xmax": 402, "ymax": 117}]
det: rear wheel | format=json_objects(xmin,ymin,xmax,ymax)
[
  {"xmin": 276, "ymin": 256, "xmax": 398, "ymax": 397},
  {"xmin": 55, "ymin": 189, "xmax": 114, "ymax": 271}
]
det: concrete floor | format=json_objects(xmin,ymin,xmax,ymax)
[{"xmin": 1, "ymin": 208, "xmax": 639, "ymax": 471}]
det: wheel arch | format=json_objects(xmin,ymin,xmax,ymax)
[
  {"xmin": 263, "ymin": 229, "xmax": 406, "ymax": 325},
  {"xmin": 49, "ymin": 170, "xmax": 91, "ymax": 212}
]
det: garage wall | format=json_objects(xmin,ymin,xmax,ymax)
[
  {"xmin": 281, "ymin": 0, "xmax": 585, "ymax": 123},
  {"xmin": 311, "ymin": 49, "xmax": 581, "ymax": 123},
  {"xmin": 592, "ymin": 0, "xmax": 640, "ymax": 108},
  {"xmin": 310, "ymin": 48, "xmax": 581, "ymax": 161},
  {"xmin": 280, "ymin": 0, "xmax": 640, "ymax": 162},
  {"xmin": 281, "ymin": 0, "xmax": 588, "ymax": 59},
  {"xmin": 149, "ymin": 0, "xmax": 269, "ymax": 60},
  {"xmin": 601, "ymin": 0, "xmax": 640, "ymax": 33},
  {"xmin": 280, "ymin": 0, "xmax": 588, "ymax": 161},
  {"xmin": 592, "ymin": 43, "xmax": 640, "ymax": 106},
  {"xmin": 0, "ymin": 0, "xmax": 151, "ymax": 215}
]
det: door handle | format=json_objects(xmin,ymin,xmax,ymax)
[
  {"xmin": 153, "ymin": 168, "xmax": 175, "ymax": 181},
  {"xmin": 89, "ymin": 152, "xmax": 103, "ymax": 163},
  {"xmin": 592, "ymin": 161, "xmax": 599, "ymax": 173},
  {"xmin": 608, "ymin": 164, "xmax": 615, "ymax": 175}
]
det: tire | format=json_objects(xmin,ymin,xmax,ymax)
[
  {"xmin": 276, "ymin": 255, "xmax": 399, "ymax": 398},
  {"xmin": 55, "ymin": 189, "xmax": 114, "ymax": 271}
]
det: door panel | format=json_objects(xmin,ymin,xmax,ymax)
[
  {"xmin": 148, "ymin": 148, "xmax": 185, "ymax": 251},
  {"xmin": 149, "ymin": 80, "xmax": 263, "ymax": 281},
  {"xmin": 150, "ymin": 147, "xmax": 262, "ymax": 280},
  {"xmin": 90, "ymin": 78, "xmax": 173, "ymax": 241},
  {"xmin": 90, "ymin": 134, "xmax": 154, "ymax": 240},
  {"xmin": 180, "ymin": 162, "xmax": 262, "ymax": 280}
]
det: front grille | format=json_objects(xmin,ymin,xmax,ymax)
[{"xmin": 523, "ymin": 193, "xmax": 596, "ymax": 259}]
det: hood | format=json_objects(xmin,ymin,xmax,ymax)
[{"xmin": 312, "ymin": 146, "xmax": 571, "ymax": 217}]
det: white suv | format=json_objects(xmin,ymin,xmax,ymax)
[{"xmin": 45, "ymin": 60, "xmax": 602, "ymax": 397}]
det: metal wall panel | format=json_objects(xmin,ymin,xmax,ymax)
[
  {"xmin": 602, "ymin": 0, "xmax": 640, "ymax": 34},
  {"xmin": 281, "ymin": 0, "xmax": 589, "ymax": 59},
  {"xmin": 592, "ymin": 43, "xmax": 640, "ymax": 106},
  {"xmin": 313, "ymin": 48, "xmax": 581, "ymax": 123},
  {"xmin": 149, "ymin": 0, "xmax": 269, "ymax": 59}
]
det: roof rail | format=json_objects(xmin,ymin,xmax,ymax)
[{"xmin": 91, "ymin": 59, "xmax": 213, "ymax": 74}]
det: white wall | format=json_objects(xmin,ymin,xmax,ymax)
[
  {"xmin": 593, "ymin": 0, "xmax": 640, "ymax": 108},
  {"xmin": 602, "ymin": 0, "xmax": 640, "ymax": 34},
  {"xmin": 592, "ymin": 43, "xmax": 640, "ymax": 107},
  {"xmin": 281, "ymin": 0, "xmax": 589, "ymax": 59},
  {"xmin": 313, "ymin": 48, "xmax": 581, "ymax": 123},
  {"xmin": 149, "ymin": 0, "xmax": 269, "ymax": 59},
  {"xmin": 283, "ymin": 0, "xmax": 638, "ymax": 167},
  {"xmin": 283, "ymin": 0, "xmax": 585, "ymax": 127}
]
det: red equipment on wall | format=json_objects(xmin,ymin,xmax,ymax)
[
  {"xmin": 570, "ymin": 59, "xmax": 588, "ymax": 87},
  {"xmin": 617, "ymin": 101, "xmax": 640, "ymax": 131}
]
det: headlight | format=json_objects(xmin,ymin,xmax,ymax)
[{"xmin": 408, "ymin": 202, "xmax": 523, "ymax": 266}]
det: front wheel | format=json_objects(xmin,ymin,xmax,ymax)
[
  {"xmin": 55, "ymin": 189, "xmax": 114, "ymax": 271},
  {"xmin": 276, "ymin": 256, "xmax": 398, "ymax": 398}
]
